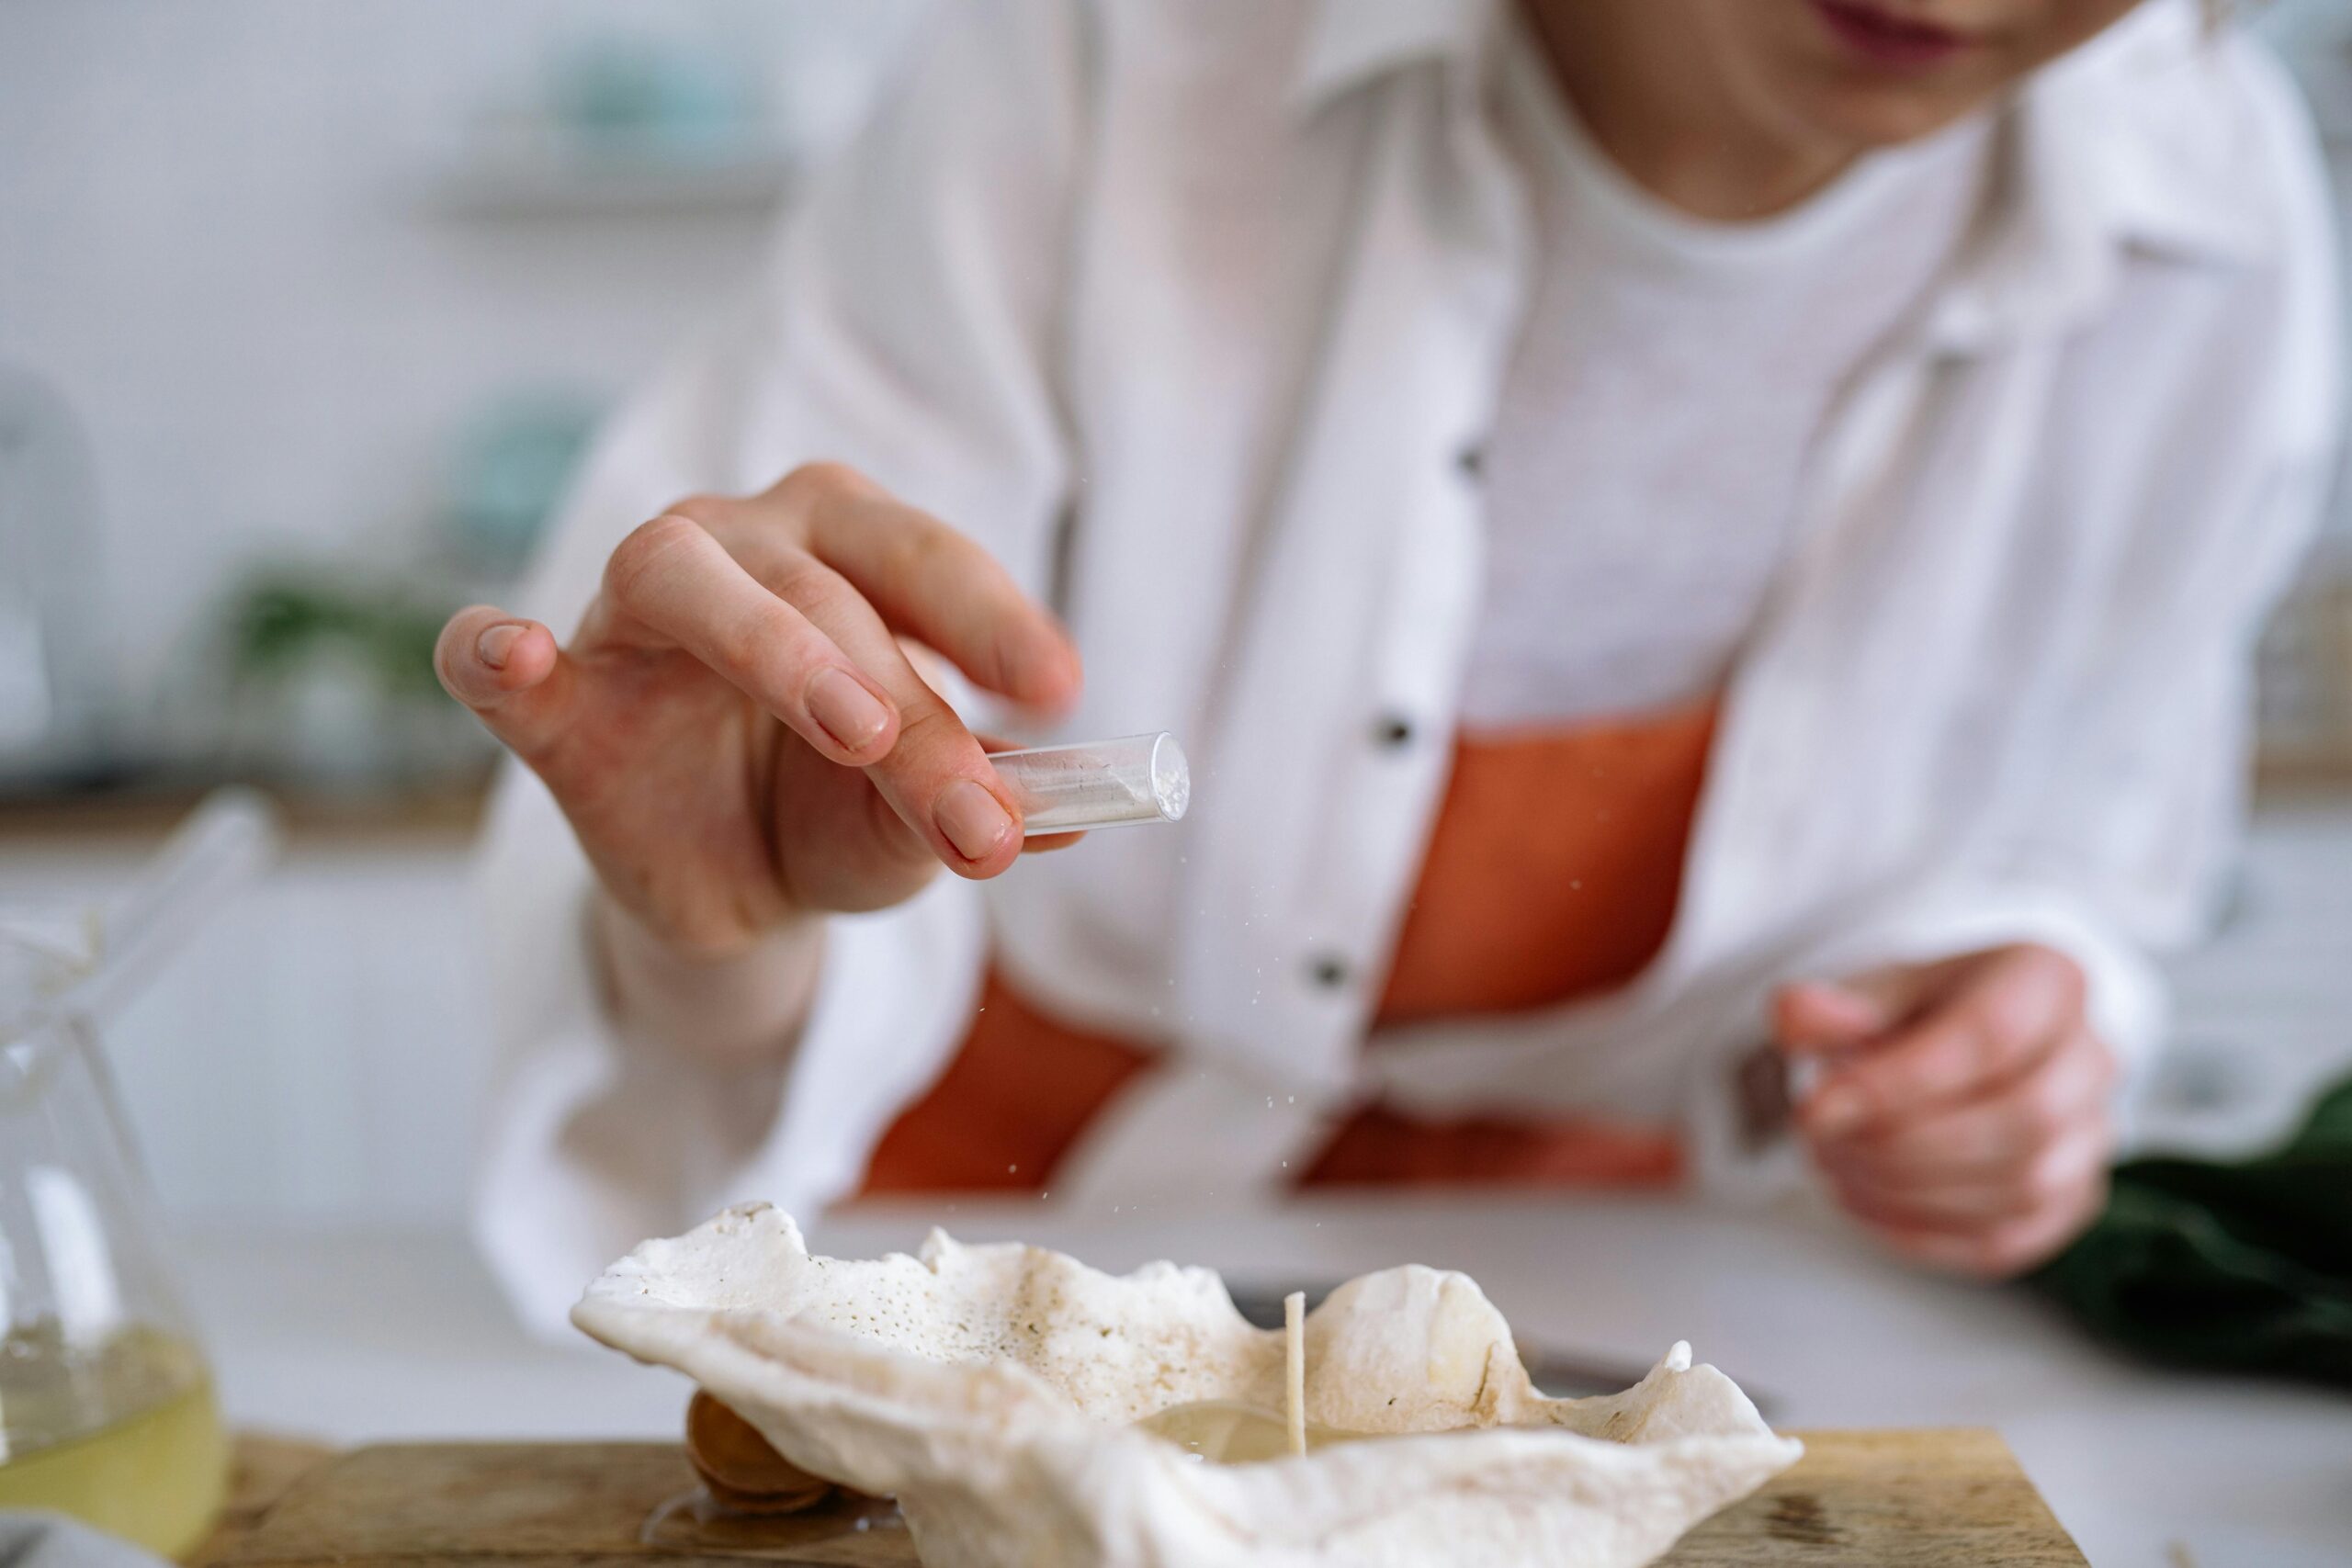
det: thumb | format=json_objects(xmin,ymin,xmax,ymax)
[{"xmin": 434, "ymin": 604, "xmax": 579, "ymax": 768}]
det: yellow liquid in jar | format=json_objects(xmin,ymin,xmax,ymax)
[
  {"xmin": 1136, "ymin": 1400, "xmax": 1377, "ymax": 1464},
  {"xmin": 0, "ymin": 1324, "xmax": 229, "ymax": 1559}
]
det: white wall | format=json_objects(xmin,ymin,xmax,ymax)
[
  {"xmin": 6, "ymin": 1, "xmax": 2351, "ymax": 761},
  {"xmin": 0, "ymin": 0, "xmax": 920, "ymax": 698}
]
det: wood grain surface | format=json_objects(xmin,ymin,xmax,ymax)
[
  {"xmin": 1669, "ymin": 1429, "xmax": 2087, "ymax": 1565},
  {"xmin": 187, "ymin": 1433, "xmax": 337, "ymax": 1567},
  {"xmin": 212, "ymin": 1428, "xmax": 2087, "ymax": 1567}
]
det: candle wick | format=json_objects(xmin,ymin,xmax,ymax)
[{"xmin": 1283, "ymin": 1291, "xmax": 1306, "ymax": 1459}]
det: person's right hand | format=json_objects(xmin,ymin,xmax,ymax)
[{"xmin": 434, "ymin": 463, "xmax": 1081, "ymax": 961}]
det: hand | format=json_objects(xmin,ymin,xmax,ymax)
[
  {"xmin": 1773, "ymin": 943, "xmax": 2116, "ymax": 1279},
  {"xmin": 435, "ymin": 463, "xmax": 1082, "ymax": 962}
]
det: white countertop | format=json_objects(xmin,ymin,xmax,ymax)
[{"xmin": 186, "ymin": 1197, "xmax": 2350, "ymax": 1568}]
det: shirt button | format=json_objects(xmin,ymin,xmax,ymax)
[
  {"xmin": 1455, "ymin": 441, "xmax": 1487, "ymax": 480},
  {"xmin": 1307, "ymin": 953, "xmax": 1351, "ymax": 990},
  {"xmin": 1373, "ymin": 714, "xmax": 1415, "ymax": 749}
]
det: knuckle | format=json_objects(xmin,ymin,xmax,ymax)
[
  {"xmin": 771, "ymin": 460, "xmax": 875, "ymax": 515},
  {"xmin": 664, "ymin": 493, "xmax": 738, "ymax": 526},
  {"xmin": 605, "ymin": 514, "xmax": 703, "ymax": 604},
  {"xmin": 702, "ymin": 615, "xmax": 760, "ymax": 678},
  {"xmin": 714, "ymin": 604, "xmax": 803, "ymax": 682},
  {"xmin": 892, "ymin": 695, "xmax": 961, "ymax": 747},
  {"xmin": 888, "ymin": 696, "xmax": 976, "ymax": 768},
  {"xmin": 765, "ymin": 549, "xmax": 845, "ymax": 610},
  {"xmin": 904, "ymin": 513, "xmax": 966, "ymax": 570},
  {"xmin": 906, "ymin": 509, "xmax": 994, "ymax": 586},
  {"xmin": 865, "ymin": 512, "xmax": 960, "ymax": 592},
  {"xmin": 874, "ymin": 524, "xmax": 924, "ymax": 581}
]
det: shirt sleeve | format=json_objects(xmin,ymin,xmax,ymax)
[
  {"xmin": 1751, "ymin": 35, "xmax": 2341, "ymax": 1131},
  {"xmin": 1941, "ymin": 39, "xmax": 2342, "ymax": 1080},
  {"xmin": 1688, "ymin": 432, "xmax": 2334, "ymax": 1190},
  {"xmin": 469, "ymin": 0, "xmax": 1093, "ymax": 1337}
]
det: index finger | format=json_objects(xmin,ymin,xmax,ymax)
[
  {"xmin": 1803, "ymin": 947, "xmax": 2085, "ymax": 1140},
  {"xmin": 697, "ymin": 527, "xmax": 1028, "ymax": 877},
  {"xmin": 796, "ymin": 482, "xmax": 1080, "ymax": 711},
  {"xmin": 595, "ymin": 514, "xmax": 902, "ymax": 768}
]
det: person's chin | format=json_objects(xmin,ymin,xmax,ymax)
[{"xmin": 1781, "ymin": 75, "xmax": 1989, "ymax": 150}]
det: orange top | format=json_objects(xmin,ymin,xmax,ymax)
[{"xmin": 858, "ymin": 701, "xmax": 1715, "ymax": 1196}]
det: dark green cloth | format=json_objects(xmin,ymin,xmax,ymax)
[{"xmin": 2031, "ymin": 1073, "xmax": 2352, "ymax": 1387}]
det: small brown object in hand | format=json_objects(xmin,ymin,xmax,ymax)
[{"xmin": 684, "ymin": 1391, "xmax": 833, "ymax": 1513}]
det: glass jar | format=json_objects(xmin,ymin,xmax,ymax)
[
  {"xmin": 0, "ymin": 795, "xmax": 271, "ymax": 1556},
  {"xmin": 0, "ymin": 1010, "xmax": 228, "ymax": 1555}
]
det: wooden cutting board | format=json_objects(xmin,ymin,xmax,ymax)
[{"xmin": 209, "ymin": 1429, "xmax": 2086, "ymax": 1567}]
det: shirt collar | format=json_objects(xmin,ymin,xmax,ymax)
[
  {"xmin": 1290, "ymin": 0, "xmax": 2282, "ymax": 349},
  {"xmin": 1928, "ymin": 0, "xmax": 2282, "ymax": 352},
  {"xmin": 2041, "ymin": 0, "xmax": 2280, "ymax": 264},
  {"xmin": 1288, "ymin": 0, "xmax": 1489, "ymax": 113}
]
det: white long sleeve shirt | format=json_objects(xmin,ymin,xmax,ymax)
[{"xmin": 473, "ymin": 0, "xmax": 2338, "ymax": 1334}]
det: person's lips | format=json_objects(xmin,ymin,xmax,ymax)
[{"xmin": 1809, "ymin": 1, "xmax": 1975, "ymax": 69}]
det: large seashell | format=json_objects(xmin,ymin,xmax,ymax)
[{"xmin": 574, "ymin": 1203, "xmax": 1802, "ymax": 1568}]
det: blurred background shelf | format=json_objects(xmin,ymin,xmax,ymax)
[
  {"xmin": 417, "ymin": 145, "xmax": 797, "ymax": 220},
  {"xmin": 0, "ymin": 774, "xmax": 489, "ymax": 846}
]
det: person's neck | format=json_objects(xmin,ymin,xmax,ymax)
[{"xmin": 1521, "ymin": 0, "xmax": 1860, "ymax": 221}]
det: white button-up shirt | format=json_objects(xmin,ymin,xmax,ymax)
[{"xmin": 474, "ymin": 0, "xmax": 2337, "ymax": 1333}]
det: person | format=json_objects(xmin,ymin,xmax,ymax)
[{"xmin": 436, "ymin": 0, "xmax": 2337, "ymax": 1334}]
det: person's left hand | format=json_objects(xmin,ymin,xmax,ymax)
[{"xmin": 1772, "ymin": 943, "xmax": 2117, "ymax": 1279}]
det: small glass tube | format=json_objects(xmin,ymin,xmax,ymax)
[{"xmin": 991, "ymin": 732, "xmax": 1190, "ymax": 835}]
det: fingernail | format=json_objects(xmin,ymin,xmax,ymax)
[
  {"xmin": 806, "ymin": 668, "xmax": 890, "ymax": 751},
  {"xmin": 477, "ymin": 624, "xmax": 523, "ymax": 670},
  {"xmin": 934, "ymin": 779, "xmax": 1012, "ymax": 861},
  {"xmin": 1807, "ymin": 1083, "xmax": 1867, "ymax": 1138}
]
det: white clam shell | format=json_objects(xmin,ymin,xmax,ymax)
[{"xmin": 574, "ymin": 1203, "xmax": 1802, "ymax": 1568}]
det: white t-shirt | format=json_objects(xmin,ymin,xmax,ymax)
[{"xmin": 1461, "ymin": 35, "xmax": 1994, "ymax": 731}]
